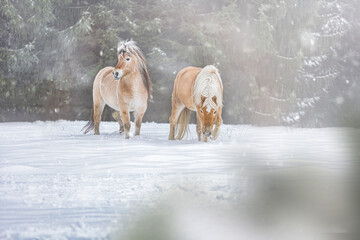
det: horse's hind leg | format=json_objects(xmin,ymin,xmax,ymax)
[
  {"xmin": 134, "ymin": 111, "xmax": 145, "ymax": 136},
  {"xmin": 112, "ymin": 111, "xmax": 124, "ymax": 133},
  {"xmin": 93, "ymin": 101, "xmax": 105, "ymax": 135}
]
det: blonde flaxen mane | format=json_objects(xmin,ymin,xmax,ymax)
[
  {"xmin": 193, "ymin": 65, "xmax": 223, "ymax": 111},
  {"xmin": 117, "ymin": 40, "xmax": 152, "ymax": 99}
]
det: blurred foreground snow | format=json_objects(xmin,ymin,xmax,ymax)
[{"xmin": 0, "ymin": 121, "xmax": 358, "ymax": 239}]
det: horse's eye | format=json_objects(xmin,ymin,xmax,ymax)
[
  {"xmin": 200, "ymin": 109, "xmax": 203, "ymax": 114},
  {"xmin": 126, "ymin": 58, "xmax": 130, "ymax": 61},
  {"xmin": 213, "ymin": 111, "xmax": 216, "ymax": 114}
]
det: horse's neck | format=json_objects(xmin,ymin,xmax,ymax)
[
  {"xmin": 119, "ymin": 71, "xmax": 142, "ymax": 92},
  {"xmin": 121, "ymin": 72, "xmax": 140, "ymax": 84}
]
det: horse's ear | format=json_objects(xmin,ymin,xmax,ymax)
[
  {"xmin": 201, "ymin": 96, "xmax": 206, "ymax": 104},
  {"xmin": 212, "ymin": 96, "xmax": 217, "ymax": 104}
]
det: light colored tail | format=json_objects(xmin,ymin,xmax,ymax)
[{"xmin": 176, "ymin": 108, "xmax": 191, "ymax": 140}]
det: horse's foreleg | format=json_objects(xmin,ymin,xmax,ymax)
[
  {"xmin": 201, "ymin": 134, "xmax": 208, "ymax": 143},
  {"xmin": 93, "ymin": 102, "xmax": 105, "ymax": 135},
  {"xmin": 134, "ymin": 111, "xmax": 145, "ymax": 136},
  {"xmin": 196, "ymin": 116, "xmax": 201, "ymax": 141},
  {"xmin": 112, "ymin": 111, "xmax": 124, "ymax": 133},
  {"xmin": 168, "ymin": 100, "xmax": 185, "ymax": 140},
  {"xmin": 121, "ymin": 110, "xmax": 131, "ymax": 139},
  {"xmin": 211, "ymin": 108, "xmax": 223, "ymax": 140}
]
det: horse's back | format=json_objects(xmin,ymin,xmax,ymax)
[
  {"xmin": 174, "ymin": 67, "xmax": 201, "ymax": 86},
  {"xmin": 173, "ymin": 67, "xmax": 202, "ymax": 110}
]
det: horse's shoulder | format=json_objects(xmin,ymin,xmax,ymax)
[
  {"xmin": 94, "ymin": 67, "xmax": 113, "ymax": 81},
  {"xmin": 95, "ymin": 66, "xmax": 111, "ymax": 76},
  {"xmin": 100, "ymin": 67, "xmax": 113, "ymax": 75}
]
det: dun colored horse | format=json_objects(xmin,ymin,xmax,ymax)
[
  {"xmin": 169, "ymin": 65, "xmax": 223, "ymax": 142},
  {"xmin": 83, "ymin": 40, "xmax": 151, "ymax": 138}
]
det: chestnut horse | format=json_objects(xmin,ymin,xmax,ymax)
[
  {"xmin": 83, "ymin": 40, "xmax": 151, "ymax": 138},
  {"xmin": 169, "ymin": 65, "xmax": 223, "ymax": 142}
]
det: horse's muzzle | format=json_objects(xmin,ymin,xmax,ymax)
[
  {"xmin": 112, "ymin": 69, "xmax": 123, "ymax": 80},
  {"xmin": 203, "ymin": 131, "xmax": 211, "ymax": 137}
]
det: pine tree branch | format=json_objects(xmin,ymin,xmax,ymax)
[{"xmin": 0, "ymin": 39, "xmax": 36, "ymax": 52}]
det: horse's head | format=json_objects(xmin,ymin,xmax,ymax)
[
  {"xmin": 196, "ymin": 95, "xmax": 219, "ymax": 137},
  {"xmin": 112, "ymin": 41, "xmax": 139, "ymax": 81}
]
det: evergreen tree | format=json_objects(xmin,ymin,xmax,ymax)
[
  {"xmin": 247, "ymin": 0, "xmax": 349, "ymax": 126},
  {"xmin": 0, "ymin": 0, "xmax": 358, "ymax": 126}
]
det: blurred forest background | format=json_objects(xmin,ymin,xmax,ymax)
[{"xmin": 0, "ymin": 0, "xmax": 359, "ymax": 127}]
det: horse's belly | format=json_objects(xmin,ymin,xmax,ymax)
[
  {"xmin": 177, "ymin": 89, "xmax": 196, "ymax": 111},
  {"xmin": 101, "ymin": 92, "xmax": 120, "ymax": 111},
  {"xmin": 106, "ymin": 101, "xmax": 121, "ymax": 111},
  {"xmin": 99, "ymin": 78, "xmax": 146, "ymax": 112},
  {"xmin": 180, "ymin": 100, "xmax": 196, "ymax": 111},
  {"xmin": 99, "ymin": 76, "xmax": 121, "ymax": 110},
  {"xmin": 127, "ymin": 95, "xmax": 146, "ymax": 112},
  {"xmin": 105, "ymin": 95, "xmax": 145, "ymax": 112}
]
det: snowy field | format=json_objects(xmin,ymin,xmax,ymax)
[{"xmin": 0, "ymin": 121, "xmax": 357, "ymax": 239}]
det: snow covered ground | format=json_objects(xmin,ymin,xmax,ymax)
[{"xmin": 0, "ymin": 121, "xmax": 356, "ymax": 239}]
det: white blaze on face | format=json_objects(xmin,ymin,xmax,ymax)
[
  {"xmin": 202, "ymin": 96, "xmax": 216, "ymax": 113},
  {"xmin": 206, "ymin": 105, "xmax": 212, "ymax": 113}
]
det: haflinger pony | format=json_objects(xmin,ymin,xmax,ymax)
[
  {"xmin": 169, "ymin": 65, "xmax": 223, "ymax": 142},
  {"xmin": 83, "ymin": 40, "xmax": 151, "ymax": 139}
]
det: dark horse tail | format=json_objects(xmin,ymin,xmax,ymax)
[{"xmin": 81, "ymin": 110, "xmax": 94, "ymax": 134}]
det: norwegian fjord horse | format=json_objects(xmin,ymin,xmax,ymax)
[
  {"xmin": 169, "ymin": 65, "xmax": 223, "ymax": 142},
  {"xmin": 83, "ymin": 40, "xmax": 151, "ymax": 138}
]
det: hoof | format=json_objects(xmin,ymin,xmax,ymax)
[
  {"xmin": 210, "ymin": 135, "xmax": 218, "ymax": 140},
  {"xmin": 201, "ymin": 136, "xmax": 208, "ymax": 142}
]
